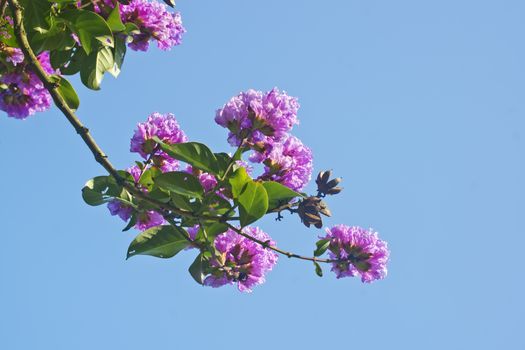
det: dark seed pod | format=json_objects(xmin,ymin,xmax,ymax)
[
  {"xmin": 298, "ymin": 196, "xmax": 332, "ymax": 228},
  {"xmin": 326, "ymin": 187, "xmax": 343, "ymax": 195},
  {"xmin": 316, "ymin": 170, "xmax": 343, "ymax": 196}
]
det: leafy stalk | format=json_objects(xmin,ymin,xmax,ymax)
[{"xmin": 8, "ymin": 0, "xmax": 334, "ymax": 265}]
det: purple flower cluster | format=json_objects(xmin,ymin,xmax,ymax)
[
  {"xmin": 107, "ymin": 164, "xmax": 166, "ymax": 231},
  {"xmin": 185, "ymin": 165, "xmax": 219, "ymax": 193},
  {"xmin": 0, "ymin": 51, "xmax": 54, "ymax": 119},
  {"xmin": 216, "ymin": 88, "xmax": 313, "ymax": 191},
  {"xmin": 204, "ymin": 226, "xmax": 278, "ymax": 293},
  {"xmin": 257, "ymin": 135, "xmax": 313, "ymax": 191},
  {"xmin": 120, "ymin": 0, "xmax": 186, "ymax": 51},
  {"xmin": 215, "ymin": 88, "xmax": 299, "ymax": 147},
  {"xmin": 108, "ymin": 113, "xmax": 190, "ymax": 230},
  {"xmin": 322, "ymin": 225, "xmax": 389, "ymax": 283},
  {"xmin": 130, "ymin": 112, "xmax": 188, "ymax": 171}
]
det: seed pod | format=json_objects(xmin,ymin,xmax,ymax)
[
  {"xmin": 316, "ymin": 170, "xmax": 343, "ymax": 196},
  {"xmin": 298, "ymin": 196, "xmax": 332, "ymax": 228},
  {"xmin": 326, "ymin": 187, "xmax": 343, "ymax": 195}
]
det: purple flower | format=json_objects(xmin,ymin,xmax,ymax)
[
  {"xmin": 256, "ymin": 135, "xmax": 313, "ymax": 191},
  {"xmin": 5, "ymin": 48, "xmax": 24, "ymax": 66},
  {"xmin": 130, "ymin": 112, "xmax": 188, "ymax": 170},
  {"xmin": 106, "ymin": 164, "xmax": 167, "ymax": 231},
  {"xmin": 204, "ymin": 226, "xmax": 278, "ymax": 293},
  {"xmin": 215, "ymin": 88, "xmax": 300, "ymax": 147},
  {"xmin": 136, "ymin": 210, "xmax": 164, "ymax": 231},
  {"xmin": 322, "ymin": 225, "xmax": 389, "ymax": 283},
  {"xmin": 0, "ymin": 51, "xmax": 56, "ymax": 119},
  {"xmin": 107, "ymin": 199, "xmax": 133, "ymax": 221},
  {"xmin": 185, "ymin": 165, "xmax": 218, "ymax": 192},
  {"xmin": 120, "ymin": 0, "xmax": 185, "ymax": 51}
]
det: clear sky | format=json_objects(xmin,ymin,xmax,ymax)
[{"xmin": 1, "ymin": 1, "xmax": 524, "ymax": 349}]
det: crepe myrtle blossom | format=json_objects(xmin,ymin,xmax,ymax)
[
  {"xmin": 106, "ymin": 165, "xmax": 166, "ymax": 230},
  {"xmin": 120, "ymin": 0, "xmax": 186, "ymax": 51},
  {"xmin": 130, "ymin": 112, "xmax": 188, "ymax": 170},
  {"xmin": 0, "ymin": 52, "xmax": 55, "ymax": 119},
  {"xmin": 215, "ymin": 88, "xmax": 299, "ymax": 148},
  {"xmin": 185, "ymin": 165, "xmax": 218, "ymax": 193},
  {"xmin": 255, "ymin": 135, "xmax": 313, "ymax": 192},
  {"xmin": 204, "ymin": 226, "xmax": 278, "ymax": 293},
  {"xmin": 322, "ymin": 225, "xmax": 389, "ymax": 283}
]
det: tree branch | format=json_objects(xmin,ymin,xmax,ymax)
[
  {"xmin": 225, "ymin": 223, "xmax": 338, "ymax": 264},
  {"xmin": 8, "ymin": 0, "xmax": 336, "ymax": 266}
]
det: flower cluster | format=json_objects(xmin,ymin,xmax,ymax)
[
  {"xmin": 108, "ymin": 112, "xmax": 188, "ymax": 230},
  {"xmin": 120, "ymin": 0, "xmax": 186, "ymax": 51},
  {"xmin": 0, "ymin": 50, "xmax": 54, "ymax": 119},
  {"xmin": 215, "ymin": 88, "xmax": 313, "ymax": 191},
  {"xmin": 205, "ymin": 226, "xmax": 278, "ymax": 293},
  {"xmin": 322, "ymin": 225, "xmax": 389, "ymax": 283},
  {"xmin": 257, "ymin": 135, "xmax": 313, "ymax": 191},
  {"xmin": 107, "ymin": 165, "xmax": 165, "ymax": 230},
  {"xmin": 130, "ymin": 112, "xmax": 188, "ymax": 171},
  {"xmin": 215, "ymin": 88, "xmax": 299, "ymax": 147}
]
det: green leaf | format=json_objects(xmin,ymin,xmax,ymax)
[
  {"xmin": 108, "ymin": 35, "xmax": 126, "ymax": 78},
  {"xmin": 20, "ymin": 0, "xmax": 51, "ymax": 33},
  {"xmin": 314, "ymin": 261, "xmax": 323, "ymax": 277},
  {"xmin": 80, "ymin": 45, "xmax": 114, "ymax": 90},
  {"xmin": 229, "ymin": 167, "xmax": 250, "ymax": 198},
  {"xmin": 202, "ymin": 222, "xmax": 228, "ymax": 241},
  {"xmin": 124, "ymin": 22, "xmax": 140, "ymax": 35},
  {"xmin": 59, "ymin": 48, "xmax": 86, "ymax": 75},
  {"xmin": 214, "ymin": 152, "xmax": 231, "ymax": 177},
  {"xmin": 106, "ymin": 3, "xmax": 126, "ymax": 32},
  {"xmin": 237, "ymin": 181, "xmax": 268, "ymax": 227},
  {"xmin": 170, "ymin": 193, "xmax": 196, "ymax": 211},
  {"xmin": 30, "ymin": 23, "xmax": 72, "ymax": 53},
  {"xmin": 81, "ymin": 176, "xmax": 109, "ymax": 206},
  {"xmin": 188, "ymin": 252, "xmax": 210, "ymax": 285},
  {"xmin": 127, "ymin": 225, "xmax": 191, "ymax": 259},
  {"xmin": 199, "ymin": 193, "xmax": 232, "ymax": 216},
  {"xmin": 122, "ymin": 214, "xmax": 137, "ymax": 232},
  {"xmin": 61, "ymin": 10, "xmax": 113, "ymax": 55},
  {"xmin": 54, "ymin": 76, "xmax": 80, "ymax": 110},
  {"xmin": 155, "ymin": 171, "xmax": 204, "ymax": 199},
  {"xmin": 157, "ymin": 141, "xmax": 220, "ymax": 175},
  {"xmin": 262, "ymin": 181, "xmax": 301, "ymax": 211},
  {"xmin": 314, "ymin": 239, "xmax": 330, "ymax": 257}
]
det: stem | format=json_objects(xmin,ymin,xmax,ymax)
[
  {"xmin": 1, "ymin": 0, "xmax": 7, "ymax": 19},
  {"xmin": 9, "ymin": 0, "xmax": 336, "ymax": 266},
  {"xmin": 225, "ymin": 223, "xmax": 338, "ymax": 264}
]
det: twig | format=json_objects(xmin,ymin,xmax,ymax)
[
  {"xmin": 225, "ymin": 223, "xmax": 338, "ymax": 264},
  {"xmin": 8, "ymin": 0, "xmax": 336, "ymax": 265}
]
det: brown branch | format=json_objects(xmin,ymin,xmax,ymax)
[
  {"xmin": 1, "ymin": 0, "xmax": 7, "ymax": 19},
  {"xmin": 8, "ymin": 0, "xmax": 337, "ymax": 266},
  {"xmin": 225, "ymin": 223, "xmax": 338, "ymax": 264}
]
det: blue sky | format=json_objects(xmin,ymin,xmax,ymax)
[{"xmin": 1, "ymin": 1, "xmax": 524, "ymax": 349}]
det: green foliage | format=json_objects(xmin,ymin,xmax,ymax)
[
  {"xmin": 262, "ymin": 181, "xmax": 301, "ymax": 211},
  {"xmin": 155, "ymin": 171, "xmax": 204, "ymax": 199},
  {"xmin": 237, "ymin": 181, "xmax": 268, "ymax": 227},
  {"xmin": 127, "ymin": 225, "xmax": 191, "ymax": 259},
  {"xmin": 156, "ymin": 140, "xmax": 222, "ymax": 175},
  {"xmin": 314, "ymin": 239, "xmax": 330, "ymax": 257},
  {"xmin": 188, "ymin": 251, "xmax": 211, "ymax": 285}
]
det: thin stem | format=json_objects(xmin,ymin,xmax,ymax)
[
  {"xmin": 9, "ymin": 0, "xmax": 336, "ymax": 266},
  {"xmin": 225, "ymin": 223, "xmax": 338, "ymax": 264},
  {"xmin": 1, "ymin": 0, "xmax": 7, "ymax": 19}
]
